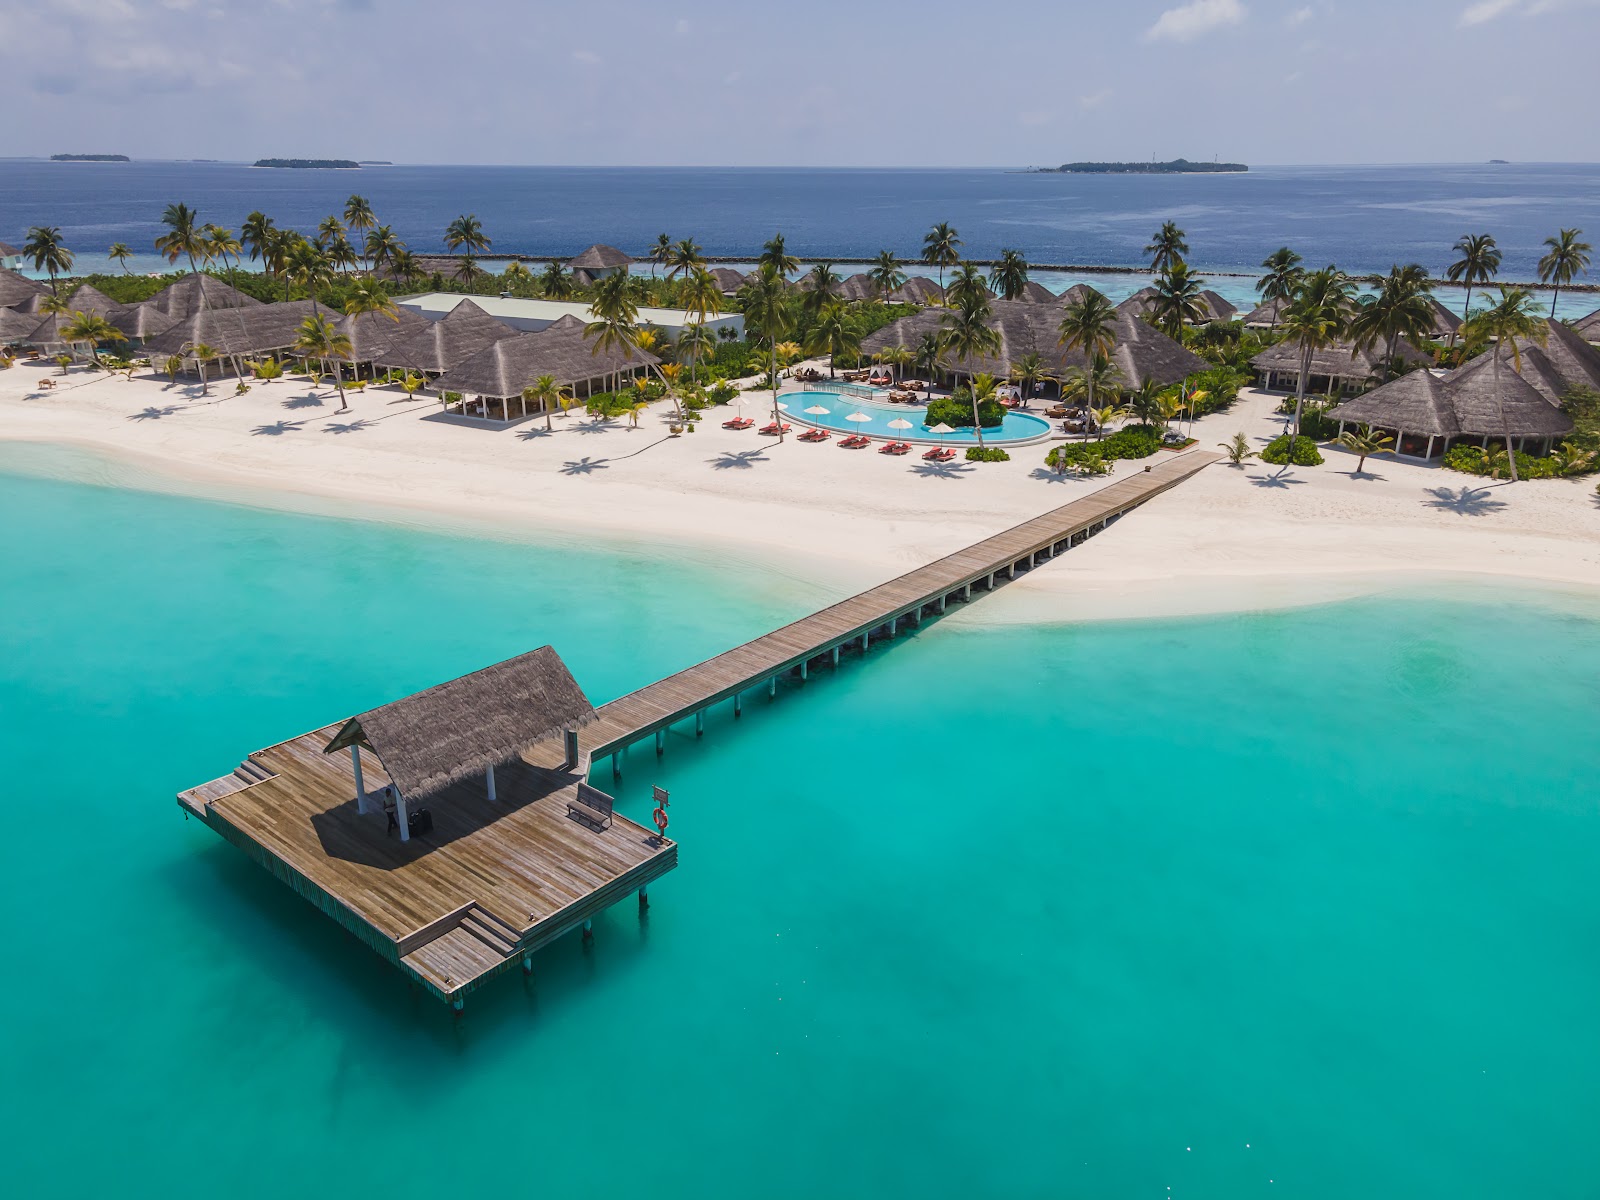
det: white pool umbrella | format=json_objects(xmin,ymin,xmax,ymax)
[
  {"xmin": 804, "ymin": 404, "xmax": 832, "ymax": 415},
  {"xmin": 928, "ymin": 422, "xmax": 955, "ymax": 434},
  {"xmin": 887, "ymin": 418, "xmax": 913, "ymax": 443},
  {"xmin": 845, "ymin": 411, "xmax": 872, "ymax": 424}
]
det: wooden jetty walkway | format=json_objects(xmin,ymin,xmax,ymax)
[{"xmin": 179, "ymin": 449, "xmax": 1218, "ymax": 1008}]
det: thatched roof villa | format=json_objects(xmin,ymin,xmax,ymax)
[
  {"xmin": 0, "ymin": 306, "xmax": 40, "ymax": 342},
  {"xmin": 109, "ymin": 303, "xmax": 178, "ymax": 344},
  {"xmin": 59, "ymin": 283, "xmax": 124, "ymax": 319},
  {"xmin": 143, "ymin": 300, "xmax": 319, "ymax": 368},
  {"xmin": 147, "ymin": 273, "xmax": 262, "ymax": 320},
  {"xmin": 708, "ymin": 267, "xmax": 746, "ymax": 295},
  {"xmin": 1241, "ymin": 296, "xmax": 1288, "ymax": 329},
  {"xmin": 375, "ymin": 298, "xmax": 518, "ymax": 375},
  {"xmin": 433, "ymin": 314, "xmax": 661, "ymax": 419},
  {"xmin": 566, "ymin": 243, "xmax": 633, "ymax": 280},
  {"xmin": 335, "ymin": 304, "xmax": 433, "ymax": 365},
  {"xmin": 1011, "ymin": 280, "xmax": 1058, "ymax": 304},
  {"xmin": 396, "ymin": 293, "xmax": 743, "ymax": 341},
  {"xmin": 1118, "ymin": 286, "xmax": 1237, "ymax": 325},
  {"xmin": 1571, "ymin": 308, "xmax": 1600, "ymax": 346},
  {"xmin": 1482, "ymin": 320, "xmax": 1600, "ymax": 404},
  {"xmin": 861, "ymin": 299, "xmax": 1207, "ymax": 390},
  {"xmin": 0, "ymin": 267, "xmax": 49, "ymax": 309},
  {"xmin": 888, "ymin": 276, "xmax": 944, "ymax": 306},
  {"xmin": 1250, "ymin": 339, "xmax": 1432, "ymax": 395}
]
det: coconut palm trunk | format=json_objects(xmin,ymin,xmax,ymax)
[
  {"xmin": 1494, "ymin": 347, "xmax": 1518, "ymax": 483},
  {"xmin": 969, "ymin": 375, "xmax": 986, "ymax": 450},
  {"xmin": 1292, "ymin": 339, "xmax": 1314, "ymax": 439}
]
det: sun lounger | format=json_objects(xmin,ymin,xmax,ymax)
[
  {"xmin": 879, "ymin": 441, "xmax": 911, "ymax": 455},
  {"xmin": 922, "ymin": 446, "xmax": 957, "ymax": 462},
  {"xmin": 839, "ymin": 435, "xmax": 871, "ymax": 449},
  {"xmin": 722, "ymin": 416, "xmax": 754, "ymax": 429},
  {"xmin": 798, "ymin": 428, "xmax": 831, "ymax": 442},
  {"xmin": 759, "ymin": 422, "xmax": 792, "ymax": 435}
]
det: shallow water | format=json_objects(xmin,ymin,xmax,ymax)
[{"xmin": 2, "ymin": 458, "xmax": 1598, "ymax": 1198}]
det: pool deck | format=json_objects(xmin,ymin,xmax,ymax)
[{"xmin": 778, "ymin": 384, "xmax": 1056, "ymax": 445}]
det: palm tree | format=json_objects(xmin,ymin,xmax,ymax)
[
  {"xmin": 1445, "ymin": 233, "xmax": 1502, "ymax": 347},
  {"xmin": 1219, "ymin": 432, "xmax": 1258, "ymax": 466},
  {"xmin": 945, "ymin": 262, "xmax": 990, "ymax": 311},
  {"xmin": 989, "ymin": 249, "xmax": 1029, "ymax": 301},
  {"xmin": 1058, "ymin": 291, "xmax": 1120, "ymax": 442},
  {"xmin": 668, "ymin": 238, "xmax": 703, "ymax": 279},
  {"xmin": 326, "ymin": 234, "xmax": 360, "ymax": 276},
  {"xmin": 1145, "ymin": 222, "xmax": 1189, "ymax": 273},
  {"xmin": 365, "ymin": 225, "xmax": 405, "ymax": 275},
  {"xmin": 678, "ymin": 268, "xmax": 723, "ymax": 382},
  {"xmin": 1150, "ymin": 263, "xmax": 1207, "ymax": 337},
  {"xmin": 294, "ymin": 315, "xmax": 355, "ymax": 412},
  {"xmin": 759, "ymin": 233, "xmax": 798, "ymax": 279},
  {"xmin": 204, "ymin": 224, "xmax": 243, "ymax": 294},
  {"xmin": 1279, "ymin": 266, "xmax": 1357, "ymax": 438},
  {"xmin": 1349, "ymin": 263, "xmax": 1434, "ymax": 382},
  {"xmin": 874, "ymin": 343, "xmax": 916, "ymax": 382},
  {"xmin": 342, "ymin": 278, "xmax": 398, "ymax": 371},
  {"xmin": 262, "ymin": 227, "xmax": 294, "ymax": 293},
  {"xmin": 107, "ymin": 243, "xmax": 133, "ymax": 274},
  {"xmin": 444, "ymin": 213, "xmax": 491, "ymax": 282},
  {"xmin": 806, "ymin": 300, "xmax": 860, "ymax": 379},
  {"xmin": 939, "ymin": 298, "xmax": 1001, "ymax": 447},
  {"xmin": 738, "ymin": 265, "xmax": 797, "ymax": 440},
  {"xmin": 1256, "ymin": 247, "xmax": 1303, "ymax": 335},
  {"xmin": 285, "ymin": 237, "xmax": 334, "ymax": 314},
  {"xmin": 1463, "ymin": 286, "xmax": 1546, "ymax": 483},
  {"xmin": 523, "ymin": 374, "xmax": 571, "ymax": 431},
  {"xmin": 155, "ymin": 203, "xmax": 205, "ymax": 281},
  {"xmin": 1333, "ymin": 424, "xmax": 1395, "ymax": 474},
  {"xmin": 649, "ymin": 233, "xmax": 673, "ymax": 279},
  {"xmin": 541, "ymin": 259, "xmax": 576, "ymax": 299},
  {"xmin": 1061, "ymin": 354, "xmax": 1126, "ymax": 433},
  {"xmin": 191, "ymin": 343, "xmax": 219, "ymax": 394},
  {"xmin": 868, "ymin": 250, "xmax": 906, "ymax": 304},
  {"xmin": 315, "ymin": 215, "xmax": 345, "ymax": 251},
  {"xmin": 241, "ymin": 212, "xmax": 276, "ymax": 270},
  {"xmin": 1009, "ymin": 351, "xmax": 1050, "ymax": 406},
  {"xmin": 23, "ymin": 226, "xmax": 74, "ymax": 297},
  {"xmin": 1538, "ymin": 228, "xmax": 1592, "ymax": 319},
  {"xmin": 802, "ymin": 262, "xmax": 840, "ymax": 317},
  {"xmin": 921, "ymin": 222, "xmax": 961, "ymax": 293},
  {"xmin": 676, "ymin": 320, "xmax": 717, "ymax": 384},
  {"xmin": 913, "ymin": 331, "xmax": 941, "ymax": 400},
  {"xmin": 389, "ymin": 249, "xmax": 423, "ymax": 289},
  {"xmin": 38, "ymin": 292, "xmax": 71, "ymax": 316},
  {"xmin": 343, "ymin": 195, "xmax": 377, "ymax": 265},
  {"xmin": 585, "ymin": 271, "xmax": 641, "ymax": 395},
  {"xmin": 62, "ymin": 311, "xmax": 126, "ymax": 365}
]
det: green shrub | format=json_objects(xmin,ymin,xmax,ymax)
[
  {"xmin": 708, "ymin": 381, "xmax": 738, "ymax": 405},
  {"xmin": 1046, "ymin": 423, "xmax": 1163, "ymax": 470},
  {"xmin": 964, "ymin": 446, "xmax": 1010, "ymax": 463},
  {"xmin": 927, "ymin": 392, "xmax": 1007, "ymax": 429},
  {"xmin": 1442, "ymin": 443, "xmax": 1570, "ymax": 480},
  {"xmin": 1260, "ymin": 434, "xmax": 1324, "ymax": 466}
]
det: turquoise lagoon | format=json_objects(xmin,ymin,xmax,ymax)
[{"xmin": 2, "ymin": 453, "xmax": 1599, "ymax": 1199}]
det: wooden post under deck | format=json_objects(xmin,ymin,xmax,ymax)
[{"xmin": 350, "ymin": 745, "xmax": 368, "ymax": 815}]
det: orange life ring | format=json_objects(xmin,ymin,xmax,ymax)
[{"xmin": 653, "ymin": 805, "xmax": 669, "ymax": 836}]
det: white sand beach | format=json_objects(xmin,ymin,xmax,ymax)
[{"xmin": 4, "ymin": 363, "xmax": 1600, "ymax": 622}]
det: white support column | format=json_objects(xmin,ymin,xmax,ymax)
[
  {"xmin": 350, "ymin": 745, "xmax": 368, "ymax": 815},
  {"xmin": 655, "ymin": 728, "xmax": 665, "ymax": 756},
  {"xmin": 695, "ymin": 710, "xmax": 705, "ymax": 737},
  {"xmin": 831, "ymin": 645, "xmax": 840, "ymax": 667},
  {"xmin": 396, "ymin": 791, "xmax": 411, "ymax": 843},
  {"xmin": 800, "ymin": 660, "xmax": 809, "ymax": 681},
  {"xmin": 768, "ymin": 676, "xmax": 776, "ymax": 698},
  {"xmin": 863, "ymin": 629, "xmax": 871, "ymax": 650},
  {"xmin": 486, "ymin": 764, "xmax": 497, "ymax": 803}
]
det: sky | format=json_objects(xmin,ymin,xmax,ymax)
[{"xmin": 4, "ymin": 0, "xmax": 1599, "ymax": 167}]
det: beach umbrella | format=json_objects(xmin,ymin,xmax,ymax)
[
  {"xmin": 928, "ymin": 422, "xmax": 955, "ymax": 435},
  {"xmin": 845, "ymin": 411, "xmax": 872, "ymax": 442},
  {"xmin": 804, "ymin": 404, "xmax": 831, "ymax": 415},
  {"xmin": 887, "ymin": 417, "xmax": 913, "ymax": 445}
]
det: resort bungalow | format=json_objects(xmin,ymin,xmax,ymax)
[
  {"xmin": 58, "ymin": 283, "xmax": 124, "ymax": 319},
  {"xmin": 396, "ymin": 292, "xmax": 743, "ymax": 341},
  {"xmin": 1328, "ymin": 361, "xmax": 1572, "ymax": 461},
  {"xmin": 1250, "ymin": 339, "xmax": 1432, "ymax": 395},
  {"xmin": 708, "ymin": 267, "xmax": 746, "ymax": 295},
  {"xmin": 0, "ymin": 267, "xmax": 48, "ymax": 310},
  {"xmin": 1057, "ymin": 283, "xmax": 1108, "ymax": 307},
  {"xmin": 335, "ymin": 304, "xmax": 434, "ymax": 371},
  {"xmin": 1478, "ymin": 320, "xmax": 1600, "ymax": 404},
  {"xmin": 1014, "ymin": 281, "xmax": 1059, "ymax": 304},
  {"xmin": 888, "ymin": 277, "xmax": 944, "ymax": 306},
  {"xmin": 1241, "ymin": 296, "xmax": 1288, "ymax": 330},
  {"xmin": 432, "ymin": 314, "xmax": 661, "ymax": 420},
  {"xmin": 0, "ymin": 242, "xmax": 23, "ymax": 271},
  {"xmin": 861, "ymin": 299, "xmax": 1208, "ymax": 392},
  {"xmin": 147, "ymin": 273, "xmax": 262, "ymax": 320},
  {"xmin": 1119, "ymin": 286, "xmax": 1238, "ymax": 325},
  {"xmin": 566, "ymin": 243, "xmax": 633, "ymax": 281},
  {"xmin": 1572, "ymin": 308, "xmax": 1600, "ymax": 346},
  {"xmin": 0, "ymin": 307, "xmax": 39, "ymax": 343},
  {"xmin": 143, "ymin": 300, "xmax": 319, "ymax": 376},
  {"xmin": 109, "ymin": 303, "xmax": 178, "ymax": 347},
  {"xmin": 375, "ymin": 298, "xmax": 518, "ymax": 376}
]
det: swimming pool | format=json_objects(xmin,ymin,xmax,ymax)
[{"xmin": 780, "ymin": 389, "xmax": 1054, "ymax": 445}]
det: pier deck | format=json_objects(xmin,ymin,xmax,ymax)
[{"xmin": 179, "ymin": 449, "xmax": 1216, "ymax": 1005}]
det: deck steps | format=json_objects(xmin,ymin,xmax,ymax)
[
  {"xmin": 458, "ymin": 905, "xmax": 520, "ymax": 957},
  {"xmin": 232, "ymin": 758, "xmax": 274, "ymax": 785}
]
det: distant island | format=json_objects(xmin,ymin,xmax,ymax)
[
  {"xmin": 358, "ymin": 160, "xmax": 393, "ymax": 166},
  {"xmin": 51, "ymin": 154, "xmax": 129, "ymax": 163},
  {"xmin": 1037, "ymin": 158, "xmax": 1247, "ymax": 175},
  {"xmin": 253, "ymin": 158, "xmax": 360, "ymax": 169},
  {"xmin": 1488, "ymin": 159, "xmax": 1510, "ymax": 165}
]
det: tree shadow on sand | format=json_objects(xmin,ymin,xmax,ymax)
[
  {"xmin": 1248, "ymin": 467, "xmax": 1307, "ymax": 489},
  {"xmin": 282, "ymin": 393, "xmax": 325, "ymax": 409},
  {"xmin": 1423, "ymin": 484, "xmax": 1508, "ymax": 516},
  {"xmin": 913, "ymin": 461, "xmax": 975, "ymax": 479},
  {"xmin": 1027, "ymin": 466, "xmax": 1076, "ymax": 485},
  {"xmin": 709, "ymin": 450, "xmax": 768, "ymax": 470},
  {"xmin": 127, "ymin": 405, "xmax": 182, "ymax": 421},
  {"xmin": 516, "ymin": 426, "xmax": 554, "ymax": 440},
  {"xmin": 561, "ymin": 457, "xmax": 610, "ymax": 475},
  {"xmin": 323, "ymin": 419, "xmax": 373, "ymax": 435},
  {"xmin": 251, "ymin": 419, "xmax": 307, "ymax": 436}
]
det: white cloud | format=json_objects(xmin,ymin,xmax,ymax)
[
  {"xmin": 1460, "ymin": 0, "xmax": 1519, "ymax": 22},
  {"xmin": 1461, "ymin": 0, "xmax": 1598, "ymax": 24},
  {"xmin": 1145, "ymin": 0, "xmax": 1246, "ymax": 41},
  {"xmin": 1079, "ymin": 89, "xmax": 1111, "ymax": 110},
  {"xmin": 572, "ymin": 49, "xmax": 600, "ymax": 65},
  {"xmin": 1286, "ymin": 6, "xmax": 1313, "ymax": 25}
]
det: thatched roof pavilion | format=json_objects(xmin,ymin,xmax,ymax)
[
  {"xmin": 335, "ymin": 304, "xmax": 432, "ymax": 365},
  {"xmin": 375, "ymin": 298, "xmax": 518, "ymax": 374},
  {"xmin": 148, "ymin": 273, "xmax": 262, "ymax": 320},
  {"xmin": 1241, "ymin": 296, "xmax": 1288, "ymax": 328},
  {"xmin": 22, "ymin": 312, "xmax": 83, "ymax": 349},
  {"xmin": 837, "ymin": 273, "xmax": 878, "ymax": 302},
  {"xmin": 1057, "ymin": 283, "xmax": 1107, "ymax": 307},
  {"xmin": 888, "ymin": 276, "xmax": 944, "ymax": 306},
  {"xmin": 860, "ymin": 299, "xmax": 1207, "ymax": 390},
  {"xmin": 62, "ymin": 283, "xmax": 124, "ymax": 318},
  {"xmin": 323, "ymin": 646, "xmax": 596, "ymax": 841},
  {"xmin": 1422, "ymin": 296, "xmax": 1462, "ymax": 341},
  {"xmin": 0, "ymin": 268, "xmax": 47, "ymax": 309},
  {"xmin": 1250, "ymin": 338, "xmax": 1432, "ymax": 393},
  {"xmin": 143, "ymin": 300, "xmax": 318, "ymax": 361},
  {"xmin": 433, "ymin": 314, "xmax": 660, "ymax": 414},
  {"xmin": 0, "ymin": 306, "xmax": 40, "ymax": 341},
  {"xmin": 1014, "ymin": 281, "xmax": 1058, "ymax": 304},
  {"xmin": 567, "ymin": 244, "xmax": 632, "ymax": 276},
  {"xmin": 1573, "ymin": 308, "xmax": 1600, "ymax": 345},
  {"xmin": 109, "ymin": 303, "xmax": 178, "ymax": 343},
  {"xmin": 1119, "ymin": 286, "xmax": 1237, "ymax": 324},
  {"xmin": 708, "ymin": 267, "xmax": 746, "ymax": 295},
  {"xmin": 1466, "ymin": 320, "xmax": 1600, "ymax": 404}
]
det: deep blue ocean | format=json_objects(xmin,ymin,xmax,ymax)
[{"xmin": 4, "ymin": 160, "xmax": 1599, "ymax": 290}]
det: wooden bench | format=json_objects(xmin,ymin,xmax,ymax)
[{"xmin": 566, "ymin": 783, "xmax": 614, "ymax": 831}]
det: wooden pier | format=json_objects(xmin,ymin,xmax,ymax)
[{"xmin": 178, "ymin": 449, "xmax": 1217, "ymax": 1007}]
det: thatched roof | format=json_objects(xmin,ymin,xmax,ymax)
[
  {"xmin": 143, "ymin": 300, "xmax": 319, "ymax": 357},
  {"xmin": 708, "ymin": 267, "xmax": 746, "ymax": 294},
  {"xmin": 109, "ymin": 303, "xmax": 178, "ymax": 341},
  {"xmin": 22, "ymin": 312, "xmax": 80, "ymax": 347},
  {"xmin": 1014, "ymin": 280, "xmax": 1058, "ymax": 304},
  {"xmin": 1443, "ymin": 321, "xmax": 1600, "ymax": 406},
  {"xmin": 1120, "ymin": 285, "xmax": 1236, "ymax": 323},
  {"xmin": 1057, "ymin": 283, "xmax": 1107, "ymax": 307},
  {"xmin": 1251, "ymin": 338, "xmax": 1431, "ymax": 382},
  {"xmin": 63, "ymin": 283, "xmax": 124, "ymax": 318},
  {"xmin": 434, "ymin": 313, "xmax": 660, "ymax": 398},
  {"xmin": 888, "ymin": 276, "xmax": 944, "ymax": 305},
  {"xmin": 0, "ymin": 307, "xmax": 40, "ymax": 341},
  {"xmin": 148, "ymin": 273, "xmax": 263, "ymax": 320},
  {"xmin": 837, "ymin": 273, "xmax": 878, "ymax": 302},
  {"xmin": 1241, "ymin": 296, "xmax": 1288, "ymax": 327},
  {"xmin": 1423, "ymin": 296, "xmax": 1462, "ymax": 339},
  {"xmin": 1573, "ymin": 308, "xmax": 1600, "ymax": 344},
  {"xmin": 1437, "ymin": 354, "xmax": 1575, "ymax": 437},
  {"xmin": 0, "ymin": 269, "xmax": 47, "ymax": 308},
  {"xmin": 375, "ymin": 298, "xmax": 517, "ymax": 373},
  {"xmin": 323, "ymin": 646, "xmax": 596, "ymax": 807},
  {"xmin": 0, "ymin": 241, "xmax": 20, "ymax": 257},
  {"xmin": 335, "ymin": 304, "xmax": 432, "ymax": 364},
  {"xmin": 567, "ymin": 244, "xmax": 632, "ymax": 271},
  {"xmin": 1327, "ymin": 371, "xmax": 1461, "ymax": 437},
  {"xmin": 860, "ymin": 299, "xmax": 1208, "ymax": 389}
]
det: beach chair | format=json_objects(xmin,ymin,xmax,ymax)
[
  {"xmin": 722, "ymin": 416, "xmax": 754, "ymax": 430},
  {"xmin": 879, "ymin": 441, "xmax": 910, "ymax": 455},
  {"xmin": 799, "ymin": 428, "xmax": 831, "ymax": 442},
  {"xmin": 840, "ymin": 434, "xmax": 870, "ymax": 449},
  {"xmin": 759, "ymin": 422, "xmax": 792, "ymax": 435}
]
